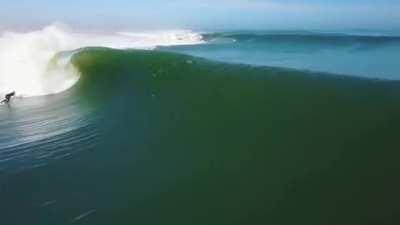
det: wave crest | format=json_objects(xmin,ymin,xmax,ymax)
[{"xmin": 0, "ymin": 24, "xmax": 204, "ymax": 97}]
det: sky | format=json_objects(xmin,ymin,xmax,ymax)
[{"xmin": 1, "ymin": 0, "xmax": 400, "ymax": 31}]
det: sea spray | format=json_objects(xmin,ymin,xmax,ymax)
[{"xmin": 0, "ymin": 24, "xmax": 204, "ymax": 97}]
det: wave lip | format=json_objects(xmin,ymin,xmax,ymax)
[
  {"xmin": 0, "ymin": 24, "xmax": 204, "ymax": 97},
  {"xmin": 118, "ymin": 30, "xmax": 205, "ymax": 47}
]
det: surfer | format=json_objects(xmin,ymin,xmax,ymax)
[{"xmin": 1, "ymin": 91, "xmax": 15, "ymax": 104}]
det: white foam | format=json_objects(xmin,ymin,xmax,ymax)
[{"xmin": 0, "ymin": 24, "xmax": 204, "ymax": 97}]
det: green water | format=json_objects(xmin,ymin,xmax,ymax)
[{"xmin": 1, "ymin": 48, "xmax": 400, "ymax": 225}]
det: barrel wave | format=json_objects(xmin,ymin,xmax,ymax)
[
  {"xmin": 0, "ymin": 24, "xmax": 204, "ymax": 97},
  {"xmin": 1, "ymin": 32, "xmax": 400, "ymax": 225}
]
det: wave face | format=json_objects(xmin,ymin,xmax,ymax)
[
  {"xmin": 162, "ymin": 31, "xmax": 400, "ymax": 80},
  {"xmin": 2, "ymin": 27, "xmax": 399, "ymax": 98},
  {"xmin": 1, "ymin": 48, "xmax": 400, "ymax": 225},
  {"xmin": 0, "ymin": 24, "xmax": 203, "ymax": 97}
]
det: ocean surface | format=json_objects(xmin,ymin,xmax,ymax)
[
  {"xmin": 162, "ymin": 30, "xmax": 400, "ymax": 79},
  {"xmin": 1, "ymin": 27, "xmax": 400, "ymax": 225}
]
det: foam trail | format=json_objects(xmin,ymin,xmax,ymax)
[{"xmin": 0, "ymin": 24, "xmax": 204, "ymax": 97}]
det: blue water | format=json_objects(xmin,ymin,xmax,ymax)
[
  {"xmin": 161, "ymin": 31, "xmax": 400, "ymax": 80},
  {"xmin": 1, "ymin": 31, "xmax": 400, "ymax": 225}
]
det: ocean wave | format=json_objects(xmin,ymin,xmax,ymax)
[
  {"xmin": 2, "ymin": 47, "xmax": 400, "ymax": 172},
  {"xmin": 203, "ymin": 31, "xmax": 400, "ymax": 45},
  {"xmin": 0, "ymin": 24, "xmax": 204, "ymax": 97}
]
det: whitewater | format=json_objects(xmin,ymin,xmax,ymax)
[{"xmin": 0, "ymin": 24, "xmax": 204, "ymax": 97}]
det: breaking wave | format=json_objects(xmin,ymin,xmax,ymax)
[{"xmin": 0, "ymin": 24, "xmax": 204, "ymax": 97}]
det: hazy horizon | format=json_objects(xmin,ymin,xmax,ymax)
[{"xmin": 1, "ymin": 0, "xmax": 400, "ymax": 32}]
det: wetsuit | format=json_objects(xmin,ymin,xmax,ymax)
[{"xmin": 2, "ymin": 92, "xmax": 15, "ymax": 103}]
